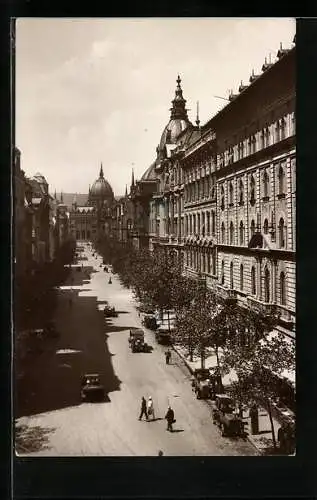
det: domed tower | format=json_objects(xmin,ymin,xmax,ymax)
[
  {"xmin": 157, "ymin": 75, "xmax": 192, "ymax": 160},
  {"xmin": 88, "ymin": 163, "xmax": 114, "ymax": 239},
  {"xmin": 89, "ymin": 163, "xmax": 114, "ymax": 208}
]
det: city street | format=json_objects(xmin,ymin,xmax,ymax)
[{"xmin": 15, "ymin": 244, "xmax": 256, "ymax": 456}]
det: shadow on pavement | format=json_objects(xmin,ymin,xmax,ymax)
[
  {"xmin": 171, "ymin": 429, "xmax": 185, "ymax": 433},
  {"xmin": 15, "ymin": 280, "xmax": 122, "ymax": 418}
]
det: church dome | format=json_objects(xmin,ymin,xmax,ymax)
[
  {"xmin": 141, "ymin": 160, "xmax": 157, "ymax": 181},
  {"xmin": 158, "ymin": 75, "xmax": 192, "ymax": 153},
  {"xmin": 90, "ymin": 164, "xmax": 114, "ymax": 201}
]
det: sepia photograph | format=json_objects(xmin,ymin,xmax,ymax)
[{"xmin": 13, "ymin": 17, "xmax": 296, "ymax": 457}]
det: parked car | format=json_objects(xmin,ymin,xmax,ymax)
[
  {"xmin": 103, "ymin": 305, "xmax": 118, "ymax": 318},
  {"xmin": 142, "ymin": 314, "xmax": 157, "ymax": 330},
  {"xmin": 81, "ymin": 373, "xmax": 105, "ymax": 402},
  {"xmin": 191, "ymin": 368, "xmax": 212, "ymax": 399},
  {"xmin": 211, "ymin": 394, "xmax": 244, "ymax": 437}
]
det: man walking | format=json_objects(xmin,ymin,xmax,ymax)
[
  {"xmin": 165, "ymin": 405, "xmax": 175, "ymax": 432},
  {"xmin": 139, "ymin": 396, "xmax": 148, "ymax": 421}
]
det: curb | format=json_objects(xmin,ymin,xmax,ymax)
[{"xmin": 172, "ymin": 344, "xmax": 261, "ymax": 455}]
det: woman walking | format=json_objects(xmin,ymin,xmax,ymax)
[{"xmin": 147, "ymin": 396, "xmax": 155, "ymax": 420}]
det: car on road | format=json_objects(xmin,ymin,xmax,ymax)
[
  {"xmin": 191, "ymin": 368, "xmax": 212, "ymax": 399},
  {"xmin": 103, "ymin": 305, "xmax": 118, "ymax": 317},
  {"xmin": 129, "ymin": 329, "xmax": 146, "ymax": 352},
  {"xmin": 211, "ymin": 394, "xmax": 244, "ymax": 437},
  {"xmin": 81, "ymin": 373, "xmax": 105, "ymax": 402},
  {"xmin": 155, "ymin": 327, "xmax": 172, "ymax": 345},
  {"xmin": 142, "ymin": 314, "xmax": 157, "ymax": 330}
]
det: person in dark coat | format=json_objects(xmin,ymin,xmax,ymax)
[
  {"xmin": 165, "ymin": 350, "xmax": 171, "ymax": 365},
  {"xmin": 139, "ymin": 396, "xmax": 148, "ymax": 421},
  {"xmin": 165, "ymin": 405, "xmax": 175, "ymax": 432}
]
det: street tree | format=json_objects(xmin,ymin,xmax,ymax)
[{"xmin": 222, "ymin": 313, "xmax": 295, "ymax": 449}]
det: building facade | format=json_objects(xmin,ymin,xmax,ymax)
[{"xmin": 133, "ymin": 39, "xmax": 296, "ymax": 338}]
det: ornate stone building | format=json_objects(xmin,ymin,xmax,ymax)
[
  {"xmin": 134, "ymin": 38, "xmax": 296, "ymax": 339},
  {"xmin": 69, "ymin": 164, "xmax": 114, "ymax": 242}
]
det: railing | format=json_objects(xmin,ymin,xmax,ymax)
[
  {"xmin": 216, "ymin": 284, "xmax": 238, "ymax": 301},
  {"xmin": 247, "ymin": 295, "xmax": 277, "ymax": 316}
]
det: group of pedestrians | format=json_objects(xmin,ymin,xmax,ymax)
[{"xmin": 139, "ymin": 396, "xmax": 176, "ymax": 432}]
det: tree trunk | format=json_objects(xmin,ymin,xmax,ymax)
[
  {"xmin": 167, "ymin": 309, "xmax": 170, "ymax": 332},
  {"xmin": 200, "ymin": 346, "xmax": 205, "ymax": 369},
  {"xmin": 267, "ymin": 399, "xmax": 277, "ymax": 449}
]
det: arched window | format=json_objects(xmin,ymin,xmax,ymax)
[
  {"xmin": 251, "ymin": 266, "xmax": 256, "ymax": 295},
  {"xmin": 221, "ymin": 222, "xmax": 225, "ymax": 243},
  {"xmin": 264, "ymin": 266, "xmax": 270, "ymax": 303},
  {"xmin": 212, "ymin": 250, "xmax": 216, "ymax": 275},
  {"xmin": 278, "ymin": 166, "xmax": 285, "ymax": 195},
  {"xmin": 202, "ymin": 252, "xmax": 205, "ymax": 272},
  {"xmin": 280, "ymin": 271, "xmax": 286, "ymax": 305},
  {"xmin": 207, "ymin": 212, "xmax": 210, "ymax": 235},
  {"xmin": 250, "ymin": 175, "xmax": 255, "ymax": 204},
  {"xmin": 221, "ymin": 260, "xmax": 225, "ymax": 285},
  {"xmin": 250, "ymin": 219, "xmax": 255, "ymax": 237},
  {"xmin": 230, "ymin": 261, "xmax": 234, "ymax": 289},
  {"xmin": 201, "ymin": 212, "xmax": 205, "ymax": 236},
  {"xmin": 263, "ymin": 170, "xmax": 269, "ymax": 198},
  {"xmin": 207, "ymin": 251, "xmax": 211, "ymax": 274},
  {"xmin": 229, "ymin": 182, "xmax": 234, "ymax": 205},
  {"xmin": 229, "ymin": 221, "xmax": 234, "ymax": 244},
  {"xmin": 220, "ymin": 186, "xmax": 225, "ymax": 210},
  {"xmin": 239, "ymin": 179, "xmax": 244, "ymax": 204},
  {"xmin": 263, "ymin": 218, "xmax": 269, "ymax": 235},
  {"xmin": 239, "ymin": 221, "xmax": 244, "ymax": 245},
  {"xmin": 211, "ymin": 211, "xmax": 216, "ymax": 235},
  {"xmin": 193, "ymin": 214, "xmax": 196, "ymax": 234},
  {"xmin": 279, "ymin": 218, "xmax": 285, "ymax": 248},
  {"xmin": 197, "ymin": 213, "xmax": 201, "ymax": 234},
  {"xmin": 240, "ymin": 264, "xmax": 244, "ymax": 291}
]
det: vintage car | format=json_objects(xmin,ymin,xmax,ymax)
[
  {"xmin": 211, "ymin": 394, "xmax": 244, "ymax": 437},
  {"xmin": 138, "ymin": 304, "xmax": 155, "ymax": 315},
  {"xmin": 142, "ymin": 314, "xmax": 157, "ymax": 330},
  {"xmin": 155, "ymin": 327, "xmax": 172, "ymax": 345},
  {"xmin": 103, "ymin": 305, "xmax": 118, "ymax": 318},
  {"xmin": 129, "ymin": 329, "xmax": 146, "ymax": 352},
  {"xmin": 81, "ymin": 373, "xmax": 105, "ymax": 402},
  {"xmin": 208, "ymin": 367, "xmax": 224, "ymax": 399},
  {"xmin": 191, "ymin": 368, "xmax": 212, "ymax": 399}
]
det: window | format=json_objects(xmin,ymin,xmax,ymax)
[
  {"xmin": 239, "ymin": 221, "xmax": 244, "ymax": 245},
  {"xmin": 207, "ymin": 212, "xmax": 210, "ymax": 235},
  {"xmin": 240, "ymin": 264, "xmax": 244, "ymax": 291},
  {"xmin": 279, "ymin": 218, "xmax": 285, "ymax": 248},
  {"xmin": 250, "ymin": 175, "xmax": 255, "ymax": 205},
  {"xmin": 239, "ymin": 179, "xmax": 244, "ymax": 204},
  {"xmin": 263, "ymin": 169, "xmax": 269, "ymax": 198},
  {"xmin": 211, "ymin": 211, "xmax": 216, "ymax": 235},
  {"xmin": 207, "ymin": 252, "xmax": 211, "ymax": 273},
  {"xmin": 263, "ymin": 218, "xmax": 269, "ymax": 235},
  {"xmin": 220, "ymin": 186, "xmax": 225, "ymax": 210},
  {"xmin": 221, "ymin": 260, "xmax": 225, "ymax": 285},
  {"xmin": 197, "ymin": 213, "xmax": 201, "ymax": 234},
  {"xmin": 264, "ymin": 127, "xmax": 270, "ymax": 148},
  {"xmin": 221, "ymin": 222, "xmax": 225, "ymax": 243},
  {"xmin": 81, "ymin": 230, "xmax": 85, "ymax": 239},
  {"xmin": 230, "ymin": 261, "xmax": 234, "ymax": 289},
  {"xmin": 251, "ymin": 266, "xmax": 256, "ymax": 295},
  {"xmin": 201, "ymin": 213, "xmax": 205, "ymax": 236},
  {"xmin": 250, "ymin": 219, "xmax": 255, "ymax": 237},
  {"xmin": 228, "ymin": 146, "xmax": 234, "ymax": 164},
  {"xmin": 260, "ymin": 130, "xmax": 265, "ymax": 149},
  {"xmin": 76, "ymin": 230, "xmax": 80, "ymax": 239},
  {"xmin": 280, "ymin": 272, "xmax": 286, "ymax": 305},
  {"xmin": 193, "ymin": 215, "xmax": 196, "ymax": 234},
  {"xmin": 212, "ymin": 250, "xmax": 216, "ymax": 275},
  {"xmin": 278, "ymin": 166, "xmax": 285, "ymax": 195},
  {"xmin": 264, "ymin": 267, "xmax": 270, "ymax": 302},
  {"xmin": 280, "ymin": 118, "xmax": 286, "ymax": 140},
  {"xmin": 229, "ymin": 182, "xmax": 234, "ymax": 205},
  {"xmin": 275, "ymin": 121, "xmax": 280, "ymax": 143},
  {"xmin": 230, "ymin": 221, "xmax": 234, "ymax": 244}
]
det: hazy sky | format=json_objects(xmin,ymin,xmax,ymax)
[{"xmin": 16, "ymin": 18, "xmax": 295, "ymax": 196}]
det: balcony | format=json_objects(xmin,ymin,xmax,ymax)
[
  {"xmin": 247, "ymin": 295, "xmax": 277, "ymax": 316},
  {"xmin": 216, "ymin": 285, "xmax": 238, "ymax": 302}
]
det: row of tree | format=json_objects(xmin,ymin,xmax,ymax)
[{"xmin": 94, "ymin": 237, "xmax": 295, "ymax": 448}]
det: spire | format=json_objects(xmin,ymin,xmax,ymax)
[
  {"xmin": 195, "ymin": 101, "xmax": 200, "ymax": 128},
  {"xmin": 61, "ymin": 191, "xmax": 63, "ymax": 203},
  {"xmin": 125, "ymin": 184, "xmax": 128, "ymax": 197},
  {"xmin": 170, "ymin": 74, "xmax": 189, "ymax": 120},
  {"xmin": 131, "ymin": 168, "xmax": 135, "ymax": 187},
  {"xmin": 54, "ymin": 189, "xmax": 56, "ymax": 200},
  {"xmin": 99, "ymin": 162, "xmax": 104, "ymax": 178}
]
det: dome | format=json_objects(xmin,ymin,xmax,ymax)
[
  {"xmin": 90, "ymin": 164, "xmax": 114, "ymax": 201},
  {"xmin": 141, "ymin": 161, "xmax": 157, "ymax": 181},
  {"xmin": 159, "ymin": 119, "xmax": 189, "ymax": 151},
  {"xmin": 158, "ymin": 75, "xmax": 191, "ymax": 153}
]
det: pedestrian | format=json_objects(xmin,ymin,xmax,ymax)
[
  {"xmin": 165, "ymin": 349, "xmax": 171, "ymax": 365},
  {"xmin": 165, "ymin": 405, "xmax": 175, "ymax": 432},
  {"xmin": 139, "ymin": 396, "xmax": 148, "ymax": 421},
  {"xmin": 147, "ymin": 396, "xmax": 155, "ymax": 420}
]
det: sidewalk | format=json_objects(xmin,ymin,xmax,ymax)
[{"xmin": 172, "ymin": 344, "xmax": 283, "ymax": 455}]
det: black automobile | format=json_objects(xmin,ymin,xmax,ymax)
[{"xmin": 81, "ymin": 373, "xmax": 105, "ymax": 402}]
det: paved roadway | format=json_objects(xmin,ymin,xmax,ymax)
[{"xmin": 16, "ymin": 242, "xmax": 256, "ymax": 456}]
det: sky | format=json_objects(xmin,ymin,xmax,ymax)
[{"xmin": 16, "ymin": 18, "xmax": 296, "ymax": 196}]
